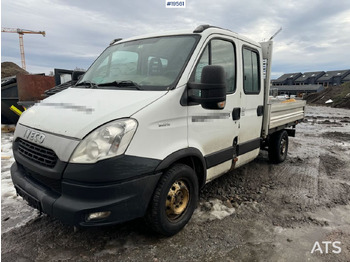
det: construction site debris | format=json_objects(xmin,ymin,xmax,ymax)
[
  {"xmin": 16, "ymin": 74, "xmax": 55, "ymax": 102},
  {"xmin": 1, "ymin": 125, "xmax": 16, "ymax": 133},
  {"xmin": 305, "ymin": 81, "xmax": 350, "ymax": 109},
  {"xmin": 1, "ymin": 62, "xmax": 28, "ymax": 78}
]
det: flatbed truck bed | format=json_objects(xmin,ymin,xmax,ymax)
[{"xmin": 267, "ymin": 99, "xmax": 306, "ymax": 133}]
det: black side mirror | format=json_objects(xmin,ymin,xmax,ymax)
[{"xmin": 187, "ymin": 65, "xmax": 226, "ymax": 110}]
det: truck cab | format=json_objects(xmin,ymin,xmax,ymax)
[{"xmin": 11, "ymin": 25, "xmax": 305, "ymax": 236}]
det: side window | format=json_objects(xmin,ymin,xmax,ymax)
[
  {"xmin": 243, "ymin": 47, "xmax": 260, "ymax": 94},
  {"xmin": 194, "ymin": 46, "xmax": 209, "ymax": 82},
  {"xmin": 211, "ymin": 40, "xmax": 236, "ymax": 93},
  {"xmin": 192, "ymin": 39, "xmax": 236, "ymax": 93}
]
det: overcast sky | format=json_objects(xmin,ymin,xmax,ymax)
[{"xmin": 1, "ymin": 0, "xmax": 350, "ymax": 79}]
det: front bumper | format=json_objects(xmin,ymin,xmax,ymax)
[{"xmin": 11, "ymin": 160, "xmax": 162, "ymax": 226}]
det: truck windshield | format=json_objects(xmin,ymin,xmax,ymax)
[{"xmin": 77, "ymin": 35, "xmax": 199, "ymax": 90}]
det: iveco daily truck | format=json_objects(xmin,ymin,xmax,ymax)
[{"xmin": 11, "ymin": 25, "xmax": 305, "ymax": 236}]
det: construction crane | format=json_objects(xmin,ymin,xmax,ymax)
[{"xmin": 1, "ymin": 28, "xmax": 46, "ymax": 70}]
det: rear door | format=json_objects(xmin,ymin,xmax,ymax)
[{"xmin": 235, "ymin": 44, "xmax": 264, "ymax": 166}]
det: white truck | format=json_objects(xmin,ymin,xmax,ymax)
[{"xmin": 11, "ymin": 25, "xmax": 305, "ymax": 236}]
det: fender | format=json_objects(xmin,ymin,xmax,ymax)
[{"xmin": 155, "ymin": 147, "xmax": 207, "ymax": 188}]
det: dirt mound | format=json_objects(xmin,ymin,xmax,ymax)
[
  {"xmin": 1, "ymin": 62, "xmax": 28, "ymax": 78},
  {"xmin": 305, "ymin": 81, "xmax": 350, "ymax": 109}
]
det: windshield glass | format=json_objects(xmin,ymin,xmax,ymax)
[{"xmin": 78, "ymin": 35, "xmax": 199, "ymax": 90}]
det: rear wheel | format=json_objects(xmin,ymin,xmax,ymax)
[
  {"xmin": 146, "ymin": 164, "xmax": 198, "ymax": 236},
  {"xmin": 268, "ymin": 130, "xmax": 289, "ymax": 164}
]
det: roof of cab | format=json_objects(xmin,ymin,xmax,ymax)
[{"xmin": 112, "ymin": 25, "xmax": 261, "ymax": 48}]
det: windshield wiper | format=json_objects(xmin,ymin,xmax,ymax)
[
  {"xmin": 75, "ymin": 81, "xmax": 98, "ymax": 89},
  {"xmin": 98, "ymin": 80, "xmax": 143, "ymax": 90}
]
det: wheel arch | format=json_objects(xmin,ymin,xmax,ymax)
[{"xmin": 155, "ymin": 148, "xmax": 207, "ymax": 189}]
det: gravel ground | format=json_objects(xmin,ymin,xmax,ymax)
[{"xmin": 1, "ymin": 105, "xmax": 350, "ymax": 262}]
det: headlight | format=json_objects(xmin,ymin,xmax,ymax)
[{"xmin": 70, "ymin": 119, "xmax": 137, "ymax": 163}]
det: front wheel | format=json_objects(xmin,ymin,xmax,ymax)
[
  {"xmin": 268, "ymin": 130, "xmax": 289, "ymax": 164},
  {"xmin": 146, "ymin": 164, "xmax": 198, "ymax": 236}
]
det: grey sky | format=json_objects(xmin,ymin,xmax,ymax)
[{"xmin": 1, "ymin": 0, "xmax": 350, "ymax": 79}]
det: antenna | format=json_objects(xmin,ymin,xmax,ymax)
[{"xmin": 269, "ymin": 27, "xmax": 282, "ymax": 41}]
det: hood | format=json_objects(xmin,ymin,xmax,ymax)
[{"xmin": 18, "ymin": 87, "xmax": 167, "ymax": 139}]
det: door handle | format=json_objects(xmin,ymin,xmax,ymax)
[
  {"xmin": 232, "ymin": 107, "xmax": 241, "ymax": 120},
  {"xmin": 257, "ymin": 105, "xmax": 264, "ymax": 116}
]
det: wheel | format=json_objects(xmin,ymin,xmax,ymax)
[
  {"xmin": 146, "ymin": 164, "xmax": 198, "ymax": 236},
  {"xmin": 268, "ymin": 130, "xmax": 289, "ymax": 164}
]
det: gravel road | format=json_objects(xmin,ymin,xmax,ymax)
[{"xmin": 1, "ymin": 105, "xmax": 350, "ymax": 262}]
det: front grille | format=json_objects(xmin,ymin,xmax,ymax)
[{"xmin": 18, "ymin": 139, "xmax": 58, "ymax": 168}]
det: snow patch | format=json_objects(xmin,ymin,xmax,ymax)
[
  {"xmin": 192, "ymin": 199, "xmax": 235, "ymax": 223},
  {"xmin": 1, "ymin": 132, "xmax": 41, "ymax": 233},
  {"xmin": 1, "ymin": 133, "xmax": 19, "ymax": 205},
  {"xmin": 2, "ymin": 170, "xmax": 18, "ymax": 204}
]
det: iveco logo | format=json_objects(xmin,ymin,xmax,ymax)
[{"xmin": 24, "ymin": 129, "xmax": 46, "ymax": 144}]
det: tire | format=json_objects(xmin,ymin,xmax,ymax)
[
  {"xmin": 146, "ymin": 164, "xmax": 198, "ymax": 236},
  {"xmin": 268, "ymin": 130, "xmax": 289, "ymax": 164}
]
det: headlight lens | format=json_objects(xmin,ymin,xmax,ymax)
[{"xmin": 70, "ymin": 119, "xmax": 137, "ymax": 163}]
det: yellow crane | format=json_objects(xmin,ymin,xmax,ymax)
[{"xmin": 1, "ymin": 28, "xmax": 46, "ymax": 70}]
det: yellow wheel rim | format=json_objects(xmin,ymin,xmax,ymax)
[{"xmin": 165, "ymin": 180, "xmax": 190, "ymax": 220}]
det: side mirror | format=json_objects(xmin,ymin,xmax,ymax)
[{"xmin": 187, "ymin": 65, "xmax": 226, "ymax": 110}]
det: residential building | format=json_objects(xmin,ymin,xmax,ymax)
[
  {"xmin": 272, "ymin": 72, "xmax": 302, "ymax": 86},
  {"xmin": 294, "ymin": 71, "xmax": 325, "ymax": 85},
  {"xmin": 316, "ymin": 70, "xmax": 350, "ymax": 87},
  {"xmin": 341, "ymin": 73, "xmax": 350, "ymax": 84}
]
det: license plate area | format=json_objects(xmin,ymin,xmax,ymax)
[{"xmin": 15, "ymin": 186, "xmax": 42, "ymax": 212}]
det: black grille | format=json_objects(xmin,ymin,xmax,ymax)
[{"xmin": 18, "ymin": 139, "xmax": 58, "ymax": 168}]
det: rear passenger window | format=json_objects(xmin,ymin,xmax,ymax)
[
  {"xmin": 243, "ymin": 47, "xmax": 260, "ymax": 94},
  {"xmin": 192, "ymin": 39, "xmax": 236, "ymax": 93}
]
